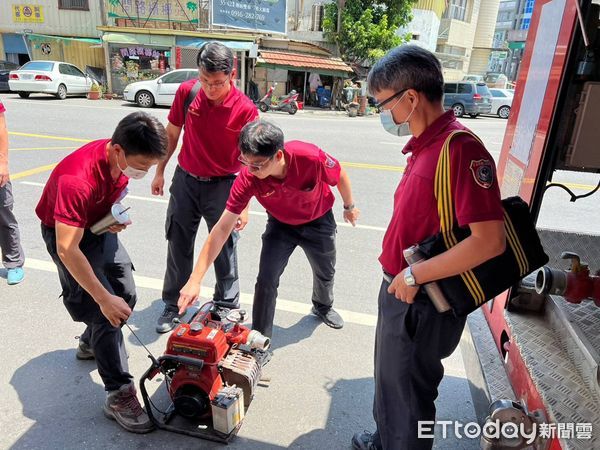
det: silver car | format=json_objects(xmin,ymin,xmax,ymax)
[{"xmin": 8, "ymin": 60, "xmax": 96, "ymax": 99}]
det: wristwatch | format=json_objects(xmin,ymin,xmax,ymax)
[
  {"xmin": 404, "ymin": 266, "xmax": 419, "ymax": 286},
  {"xmin": 343, "ymin": 203, "xmax": 355, "ymax": 211}
]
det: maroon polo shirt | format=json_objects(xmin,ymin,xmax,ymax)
[
  {"xmin": 380, "ymin": 110, "xmax": 504, "ymax": 276},
  {"xmin": 168, "ymin": 80, "xmax": 258, "ymax": 177},
  {"xmin": 226, "ymin": 141, "xmax": 341, "ymax": 225},
  {"xmin": 36, "ymin": 139, "xmax": 129, "ymax": 228}
]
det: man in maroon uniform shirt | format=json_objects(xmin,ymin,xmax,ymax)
[
  {"xmin": 151, "ymin": 42, "xmax": 258, "ymax": 333},
  {"xmin": 36, "ymin": 112, "xmax": 167, "ymax": 433},
  {"xmin": 177, "ymin": 119, "xmax": 360, "ymax": 342},
  {"xmin": 352, "ymin": 46, "xmax": 506, "ymax": 450}
]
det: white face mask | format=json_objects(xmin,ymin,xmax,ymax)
[
  {"xmin": 116, "ymin": 151, "xmax": 148, "ymax": 180},
  {"xmin": 379, "ymin": 92, "xmax": 415, "ymax": 137}
]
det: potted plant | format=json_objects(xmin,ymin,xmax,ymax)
[{"xmin": 88, "ymin": 83, "xmax": 102, "ymax": 100}]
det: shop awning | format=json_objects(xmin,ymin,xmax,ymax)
[
  {"xmin": 102, "ymin": 33, "xmax": 174, "ymax": 46},
  {"xmin": 257, "ymin": 50, "xmax": 354, "ymax": 77},
  {"xmin": 26, "ymin": 33, "xmax": 101, "ymax": 45},
  {"xmin": 176, "ymin": 38, "xmax": 254, "ymax": 51}
]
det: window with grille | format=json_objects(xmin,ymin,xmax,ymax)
[
  {"xmin": 58, "ymin": 0, "xmax": 89, "ymax": 10},
  {"xmin": 311, "ymin": 4, "xmax": 324, "ymax": 31},
  {"xmin": 443, "ymin": 0, "xmax": 468, "ymax": 22}
]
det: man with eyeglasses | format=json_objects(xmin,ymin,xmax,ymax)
[
  {"xmin": 352, "ymin": 46, "xmax": 505, "ymax": 450},
  {"xmin": 177, "ymin": 119, "xmax": 360, "ymax": 342},
  {"xmin": 151, "ymin": 41, "xmax": 258, "ymax": 333}
]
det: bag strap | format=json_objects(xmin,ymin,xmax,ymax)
[
  {"xmin": 183, "ymin": 80, "xmax": 201, "ymax": 126},
  {"xmin": 433, "ymin": 129, "xmax": 487, "ymax": 305}
]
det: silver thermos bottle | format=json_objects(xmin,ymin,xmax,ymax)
[{"xmin": 403, "ymin": 245, "xmax": 453, "ymax": 313}]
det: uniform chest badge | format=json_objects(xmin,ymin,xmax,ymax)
[
  {"xmin": 469, "ymin": 159, "xmax": 494, "ymax": 189},
  {"xmin": 324, "ymin": 154, "xmax": 336, "ymax": 169}
]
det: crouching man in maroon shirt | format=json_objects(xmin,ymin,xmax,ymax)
[
  {"xmin": 177, "ymin": 119, "xmax": 360, "ymax": 345},
  {"xmin": 35, "ymin": 112, "xmax": 167, "ymax": 434}
]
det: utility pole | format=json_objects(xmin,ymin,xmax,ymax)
[{"xmin": 337, "ymin": 0, "xmax": 345, "ymax": 33}]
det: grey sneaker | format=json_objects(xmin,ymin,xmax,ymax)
[
  {"xmin": 155, "ymin": 307, "xmax": 183, "ymax": 334},
  {"xmin": 103, "ymin": 383, "xmax": 154, "ymax": 433},
  {"xmin": 76, "ymin": 340, "xmax": 95, "ymax": 360}
]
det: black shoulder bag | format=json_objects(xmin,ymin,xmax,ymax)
[{"xmin": 417, "ymin": 130, "xmax": 549, "ymax": 317}]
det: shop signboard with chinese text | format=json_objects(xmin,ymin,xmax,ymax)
[
  {"xmin": 12, "ymin": 4, "xmax": 44, "ymax": 23},
  {"xmin": 109, "ymin": 45, "xmax": 171, "ymax": 94},
  {"xmin": 212, "ymin": 0, "xmax": 286, "ymax": 34},
  {"xmin": 106, "ymin": 0, "xmax": 199, "ymax": 26}
]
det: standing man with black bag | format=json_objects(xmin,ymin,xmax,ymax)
[
  {"xmin": 151, "ymin": 42, "xmax": 258, "ymax": 333},
  {"xmin": 352, "ymin": 45, "xmax": 507, "ymax": 450}
]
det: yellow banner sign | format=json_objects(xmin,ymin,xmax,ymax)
[{"xmin": 13, "ymin": 4, "xmax": 44, "ymax": 23}]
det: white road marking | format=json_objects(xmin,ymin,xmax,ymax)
[
  {"xmin": 24, "ymin": 257, "xmax": 377, "ymax": 327},
  {"xmin": 20, "ymin": 181, "xmax": 386, "ymax": 232}
]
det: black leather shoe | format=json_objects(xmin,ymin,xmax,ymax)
[
  {"xmin": 352, "ymin": 431, "xmax": 380, "ymax": 450},
  {"xmin": 156, "ymin": 307, "xmax": 183, "ymax": 334},
  {"xmin": 311, "ymin": 306, "xmax": 344, "ymax": 329}
]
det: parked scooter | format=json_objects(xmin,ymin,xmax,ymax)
[{"xmin": 258, "ymin": 83, "xmax": 299, "ymax": 115}]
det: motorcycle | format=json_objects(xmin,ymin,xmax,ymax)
[{"xmin": 258, "ymin": 83, "xmax": 299, "ymax": 115}]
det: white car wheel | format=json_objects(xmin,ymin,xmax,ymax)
[{"xmin": 498, "ymin": 105, "xmax": 510, "ymax": 119}]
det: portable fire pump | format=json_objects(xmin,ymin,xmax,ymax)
[{"xmin": 139, "ymin": 301, "xmax": 270, "ymax": 443}]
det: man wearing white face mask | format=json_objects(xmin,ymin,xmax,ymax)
[
  {"xmin": 352, "ymin": 46, "xmax": 505, "ymax": 450},
  {"xmin": 36, "ymin": 112, "xmax": 168, "ymax": 434}
]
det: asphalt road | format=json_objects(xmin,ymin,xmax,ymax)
[{"xmin": 0, "ymin": 93, "xmax": 597, "ymax": 450}]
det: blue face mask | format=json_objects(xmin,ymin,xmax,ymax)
[{"xmin": 379, "ymin": 93, "xmax": 415, "ymax": 137}]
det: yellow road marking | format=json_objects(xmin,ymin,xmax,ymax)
[
  {"xmin": 341, "ymin": 161, "xmax": 405, "ymax": 172},
  {"xmin": 8, "ymin": 131, "xmax": 91, "ymax": 143},
  {"xmin": 10, "ymin": 146, "xmax": 77, "ymax": 151},
  {"xmin": 11, "ymin": 163, "xmax": 57, "ymax": 180}
]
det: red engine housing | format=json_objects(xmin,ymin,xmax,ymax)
[{"xmin": 164, "ymin": 302, "xmax": 256, "ymax": 419}]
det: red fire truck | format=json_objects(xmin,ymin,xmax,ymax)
[{"xmin": 463, "ymin": 0, "xmax": 600, "ymax": 449}]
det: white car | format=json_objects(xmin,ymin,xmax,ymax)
[
  {"xmin": 123, "ymin": 69, "xmax": 199, "ymax": 108},
  {"xmin": 8, "ymin": 60, "xmax": 96, "ymax": 99},
  {"xmin": 489, "ymin": 88, "xmax": 514, "ymax": 119}
]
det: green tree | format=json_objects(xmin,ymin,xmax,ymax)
[{"xmin": 323, "ymin": 0, "xmax": 415, "ymax": 64}]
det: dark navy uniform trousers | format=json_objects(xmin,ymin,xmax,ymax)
[
  {"xmin": 162, "ymin": 165, "xmax": 239, "ymax": 309},
  {"xmin": 41, "ymin": 224, "xmax": 135, "ymax": 392},
  {"xmin": 371, "ymin": 277, "xmax": 466, "ymax": 450},
  {"xmin": 252, "ymin": 209, "xmax": 337, "ymax": 338}
]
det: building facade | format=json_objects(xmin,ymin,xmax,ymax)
[
  {"xmin": 489, "ymin": 0, "xmax": 535, "ymax": 81},
  {"xmin": 0, "ymin": 1, "xmax": 104, "ymax": 69},
  {"xmin": 400, "ymin": 0, "xmax": 446, "ymax": 52}
]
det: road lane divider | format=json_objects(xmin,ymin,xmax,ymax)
[
  {"xmin": 24, "ymin": 257, "xmax": 377, "ymax": 327},
  {"xmin": 20, "ymin": 181, "xmax": 387, "ymax": 232},
  {"xmin": 12, "ymin": 164, "xmax": 58, "ymax": 180},
  {"xmin": 8, "ymin": 131, "xmax": 92, "ymax": 142}
]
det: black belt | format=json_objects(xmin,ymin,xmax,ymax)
[
  {"xmin": 383, "ymin": 271, "xmax": 394, "ymax": 283},
  {"xmin": 178, "ymin": 165, "xmax": 237, "ymax": 183}
]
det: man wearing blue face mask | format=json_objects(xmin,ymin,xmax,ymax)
[
  {"xmin": 352, "ymin": 46, "xmax": 505, "ymax": 450},
  {"xmin": 35, "ymin": 112, "xmax": 168, "ymax": 434}
]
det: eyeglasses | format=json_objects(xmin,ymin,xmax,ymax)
[
  {"xmin": 200, "ymin": 75, "xmax": 230, "ymax": 89},
  {"xmin": 238, "ymin": 155, "xmax": 273, "ymax": 170},
  {"xmin": 376, "ymin": 88, "xmax": 409, "ymax": 110}
]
